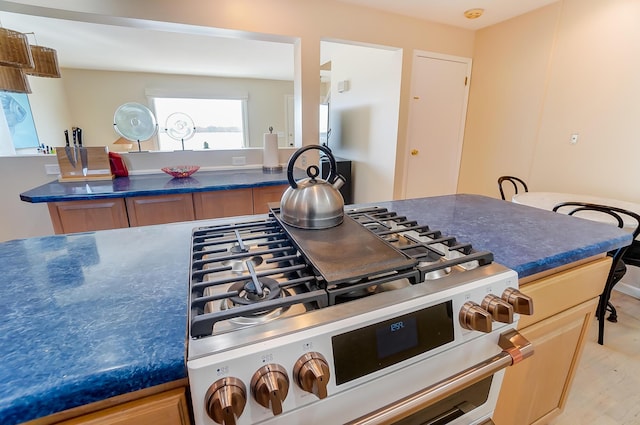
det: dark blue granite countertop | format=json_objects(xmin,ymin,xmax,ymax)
[
  {"xmin": 20, "ymin": 168, "xmax": 291, "ymax": 203},
  {"xmin": 0, "ymin": 195, "xmax": 632, "ymax": 425}
]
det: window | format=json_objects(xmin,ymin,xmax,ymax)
[
  {"xmin": 1, "ymin": 93, "xmax": 40, "ymax": 154},
  {"xmin": 151, "ymin": 97, "xmax": 247, "ymax": 150}
]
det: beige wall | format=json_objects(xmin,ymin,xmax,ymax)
[
  {"xmin": 59, "ymin": 69, "xmax": 293, "ymax": 150},
  {"xmin": 2, "ymin": 0, "xmax": 475, "ymax": 188},
  {"xmin": 460, "ymin": 0, "xmax": 640, "ymax": 203},
  {"xmin": 1, "ymin": 0, "xmax": 475, "ymax": 242},
  {"xmin": 4, "ymin": 0, "xmax": 639, "ymax": 243}
]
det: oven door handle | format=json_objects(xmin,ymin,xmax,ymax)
[{"xmin": 346, "ymin": 329, "xmax": 533, "ymax": 425}]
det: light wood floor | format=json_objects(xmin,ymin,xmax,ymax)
[{"xmin": 548, "ymin": 291, "xmax": 640, "ymax": 425}]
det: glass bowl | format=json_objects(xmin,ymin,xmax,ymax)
[{"xmin": 161, "ymin": 165, "xmax": 200, "ymax": 178}]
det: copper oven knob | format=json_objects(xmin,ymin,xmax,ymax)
[
  {"xmin": 481, "ymin": 294, "xmax": 514, "ymax": 323},
  {"xmin": 293, "ymin": 352, "xmax": 330, "ymax": 399},
  {"xmin": 459, "ymin": 301, "xmax": 492, "ymax": 333},
  {"xmin": 205, "ymin": 377, "xmax": 247, "ymax": 425},
  {"xmin": 250, "ymin": 364, "xmax": 290, "ymax": 415},
  {"xmin": 501, "ymin": 287, "xmax": 534, "ymax": 315}
]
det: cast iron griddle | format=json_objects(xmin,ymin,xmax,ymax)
[{"xmin": 272, "ymin": 208, "xmax": 417, "ymax": 285}]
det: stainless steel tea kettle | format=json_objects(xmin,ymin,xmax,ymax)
[{"xmin": 280, "ymin": 145, "xmax": 346, "ymax": 229}]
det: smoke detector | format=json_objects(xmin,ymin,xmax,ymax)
[{"xmin": 464, "ymin": 8, "xmax": 484, "ymax": 19}]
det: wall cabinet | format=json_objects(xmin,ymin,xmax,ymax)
[
  {"xmin": 493, "ymin": 257, "xmax": 611, "ymax": 425},
  {"xmin": 47, "ymin": 185, "xmax": 289, "ymax": 234}
]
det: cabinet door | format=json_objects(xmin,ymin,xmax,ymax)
[
  {"xmin": 493, "ymin": 298, "xmax": 598, "ymax": 425},
  {"xmin": 493, "ymin": 257, "xmax": 610, "ymax": 425},
  {"xmin": 253, "ymin": 184, "xmax": 288, "ymax": 214},
  {"xmin": 48, "ymin": 199, "xmax": 129, "ymax": 234},
  {"xmin": 58, "ymin": 388, "xmax": 190, "ymax": 425},
  {"xmin": 193, "ymin": 188, "xmax": 254, "ymax": 219},
  {"xmin": 126, "ymin": 194, "xmax": 195, "ymax": 227}
]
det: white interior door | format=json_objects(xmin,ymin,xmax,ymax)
[{"xmin": 403, "ymin": 52, "xmax": 471, "ymax": 199}]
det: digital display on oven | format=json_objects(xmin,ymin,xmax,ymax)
[
  {"xmin": 332, "ymin": 301, "xmax": 454, "ymax": 385},
  {"xmin": 376, "ymin": 316, "xmax": 419, "ymax": 359}
]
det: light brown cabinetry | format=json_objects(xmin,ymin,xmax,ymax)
[
  {"xmin": 126, "ymin": 194, "xmax": 195, "ymax": 227},
  {"xmin": 193, "ymin": 185, "xmax": 287, "ymax": 219},
  {"xmin": 48, "ymin": 199, "xmax": 129, "ymax": 234},
  {"xmin": 493, "ymin": 257, "xmax": 611, "ymax": 425},
  {"xmin": 252, "ymin": 184, "xmax": 288, "ymax": 213},
  {"xmin": 26, "ymin": 385, "xmax": 191, "ymax": 425},
  {"xmin": 47, "ymin": 185, "xmax": 289, "ymax": 234},
  {"xmin": 58, "ymin": 388, "xmax": 190, "ymax": 425},
  {"xmin": 193, "ymin": 188, "xmax": 253, "ymax": 219}
]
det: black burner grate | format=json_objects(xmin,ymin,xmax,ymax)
[
  {"xmin": 346, "ymin": 207, "xmax": 494, "ymax": 282},
  {"xmin": 189, "ymin": 208, "xmax": 494, "ymax": 338}
]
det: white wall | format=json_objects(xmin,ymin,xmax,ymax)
[{"xmin": 324, "ymin": 42, "xmax": 403, "ymax": 203}]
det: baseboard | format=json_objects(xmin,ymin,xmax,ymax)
[{"xmin": 614, "ymin": 282, "xmax": 640, "ymax": 300}]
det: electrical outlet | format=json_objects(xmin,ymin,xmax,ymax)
[
  {"xmin": 232, "ymin": 156, "xmax": 246, "ymax": 166},
  {"xmin": 570, "ymin": 134, "xmax": 579, "ymax": 144},
  {"xmin": 45, "ymin": 164, "xmax": 60, "ymax": 175}
]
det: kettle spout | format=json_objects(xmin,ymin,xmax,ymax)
[{"xmin": 331, "ymin": 174, "xmax": 346, "ymax": 190}]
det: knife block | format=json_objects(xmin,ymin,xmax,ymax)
[{"xmin": 56, "ymin": 147, "xmax": 114, "ymax": 181}]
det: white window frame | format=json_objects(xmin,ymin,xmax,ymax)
[{"xmin": 146, "ymin": 89, "xmax": 249, "ymax": 150}]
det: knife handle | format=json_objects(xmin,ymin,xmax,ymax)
[
  {"xmin": 77, "ymin": 128, "xmax": 83, "ymax": 147},
  {"xmin": 64, "ymin": 129, "xmax": 69, "ymax": 147}
]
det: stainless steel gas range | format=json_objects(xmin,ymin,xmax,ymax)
[{"xmin": 187, "ymin": 206, "xmax": 534, "ymax": 425}]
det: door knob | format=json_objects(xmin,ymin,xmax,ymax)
[{"xmin": 410, "ymin": 149, "xmax": 419, "ymax": 156}]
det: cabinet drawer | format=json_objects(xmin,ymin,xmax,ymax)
[
  {"xmin": 518, "ymin": 257, "xmax": 610, "ymax": 328},
  {"xmin": 193, "ymin": 188, "xmax": 254, "ymax": 219},
  {"xmin": 126, "ymin": 194, "xmax": 195, "ymax": 227},
  {"xmin": 58, "ymin": 388, "xmax": 190, "ymax": 425},
  {"xmin": 48, "ymin": 199, "xmax": 129, "ymax": 234}
]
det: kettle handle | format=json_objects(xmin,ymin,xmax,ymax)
[{"xmin": 287, "ymin": 144, "xmax": 338, "ymax": 189}]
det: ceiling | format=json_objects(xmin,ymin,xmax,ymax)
[
  {"xmin": 337, "ymin": 0, "xmax": 558, "ymax": 30},
  {"xmin": 0, "ymin": 1, "xmax": 557, "ymax": 80}
]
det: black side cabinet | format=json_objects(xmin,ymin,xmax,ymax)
[{"xmin": 320, "ymin": 156, "xmax": 353, "ymax": 204}]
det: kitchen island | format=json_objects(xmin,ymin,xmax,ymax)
[
  {"xmin": 19, "ymin": 168, "xmax": 293, "ymax": 234},
  {"xmin": 0, "ymin": 194, "xmax": 632, "ymax": 425}
]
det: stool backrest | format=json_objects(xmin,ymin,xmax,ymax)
[
  {"xmin": 498, "ymin": 176, "xmax": 528, "ymax": 200},
  {"xmin": 552, "ymin": 201, "xmax": 640, "ymax": 262}
]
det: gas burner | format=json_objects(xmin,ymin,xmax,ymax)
[
  {"xmin": 220, "ymin": 278, "xmax": 291, "ymax": 326},
  {"xmin": 227, "ymin": 277, "xmax": 282, "ymax": 306},
  {"xmin": 189, "ymin": 207, "xmax": 495, "ymax": 338}
]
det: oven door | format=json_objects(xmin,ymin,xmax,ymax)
[{"xmin": 346, "ymin": 329, "xmax": 532, "ymax": 425}]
